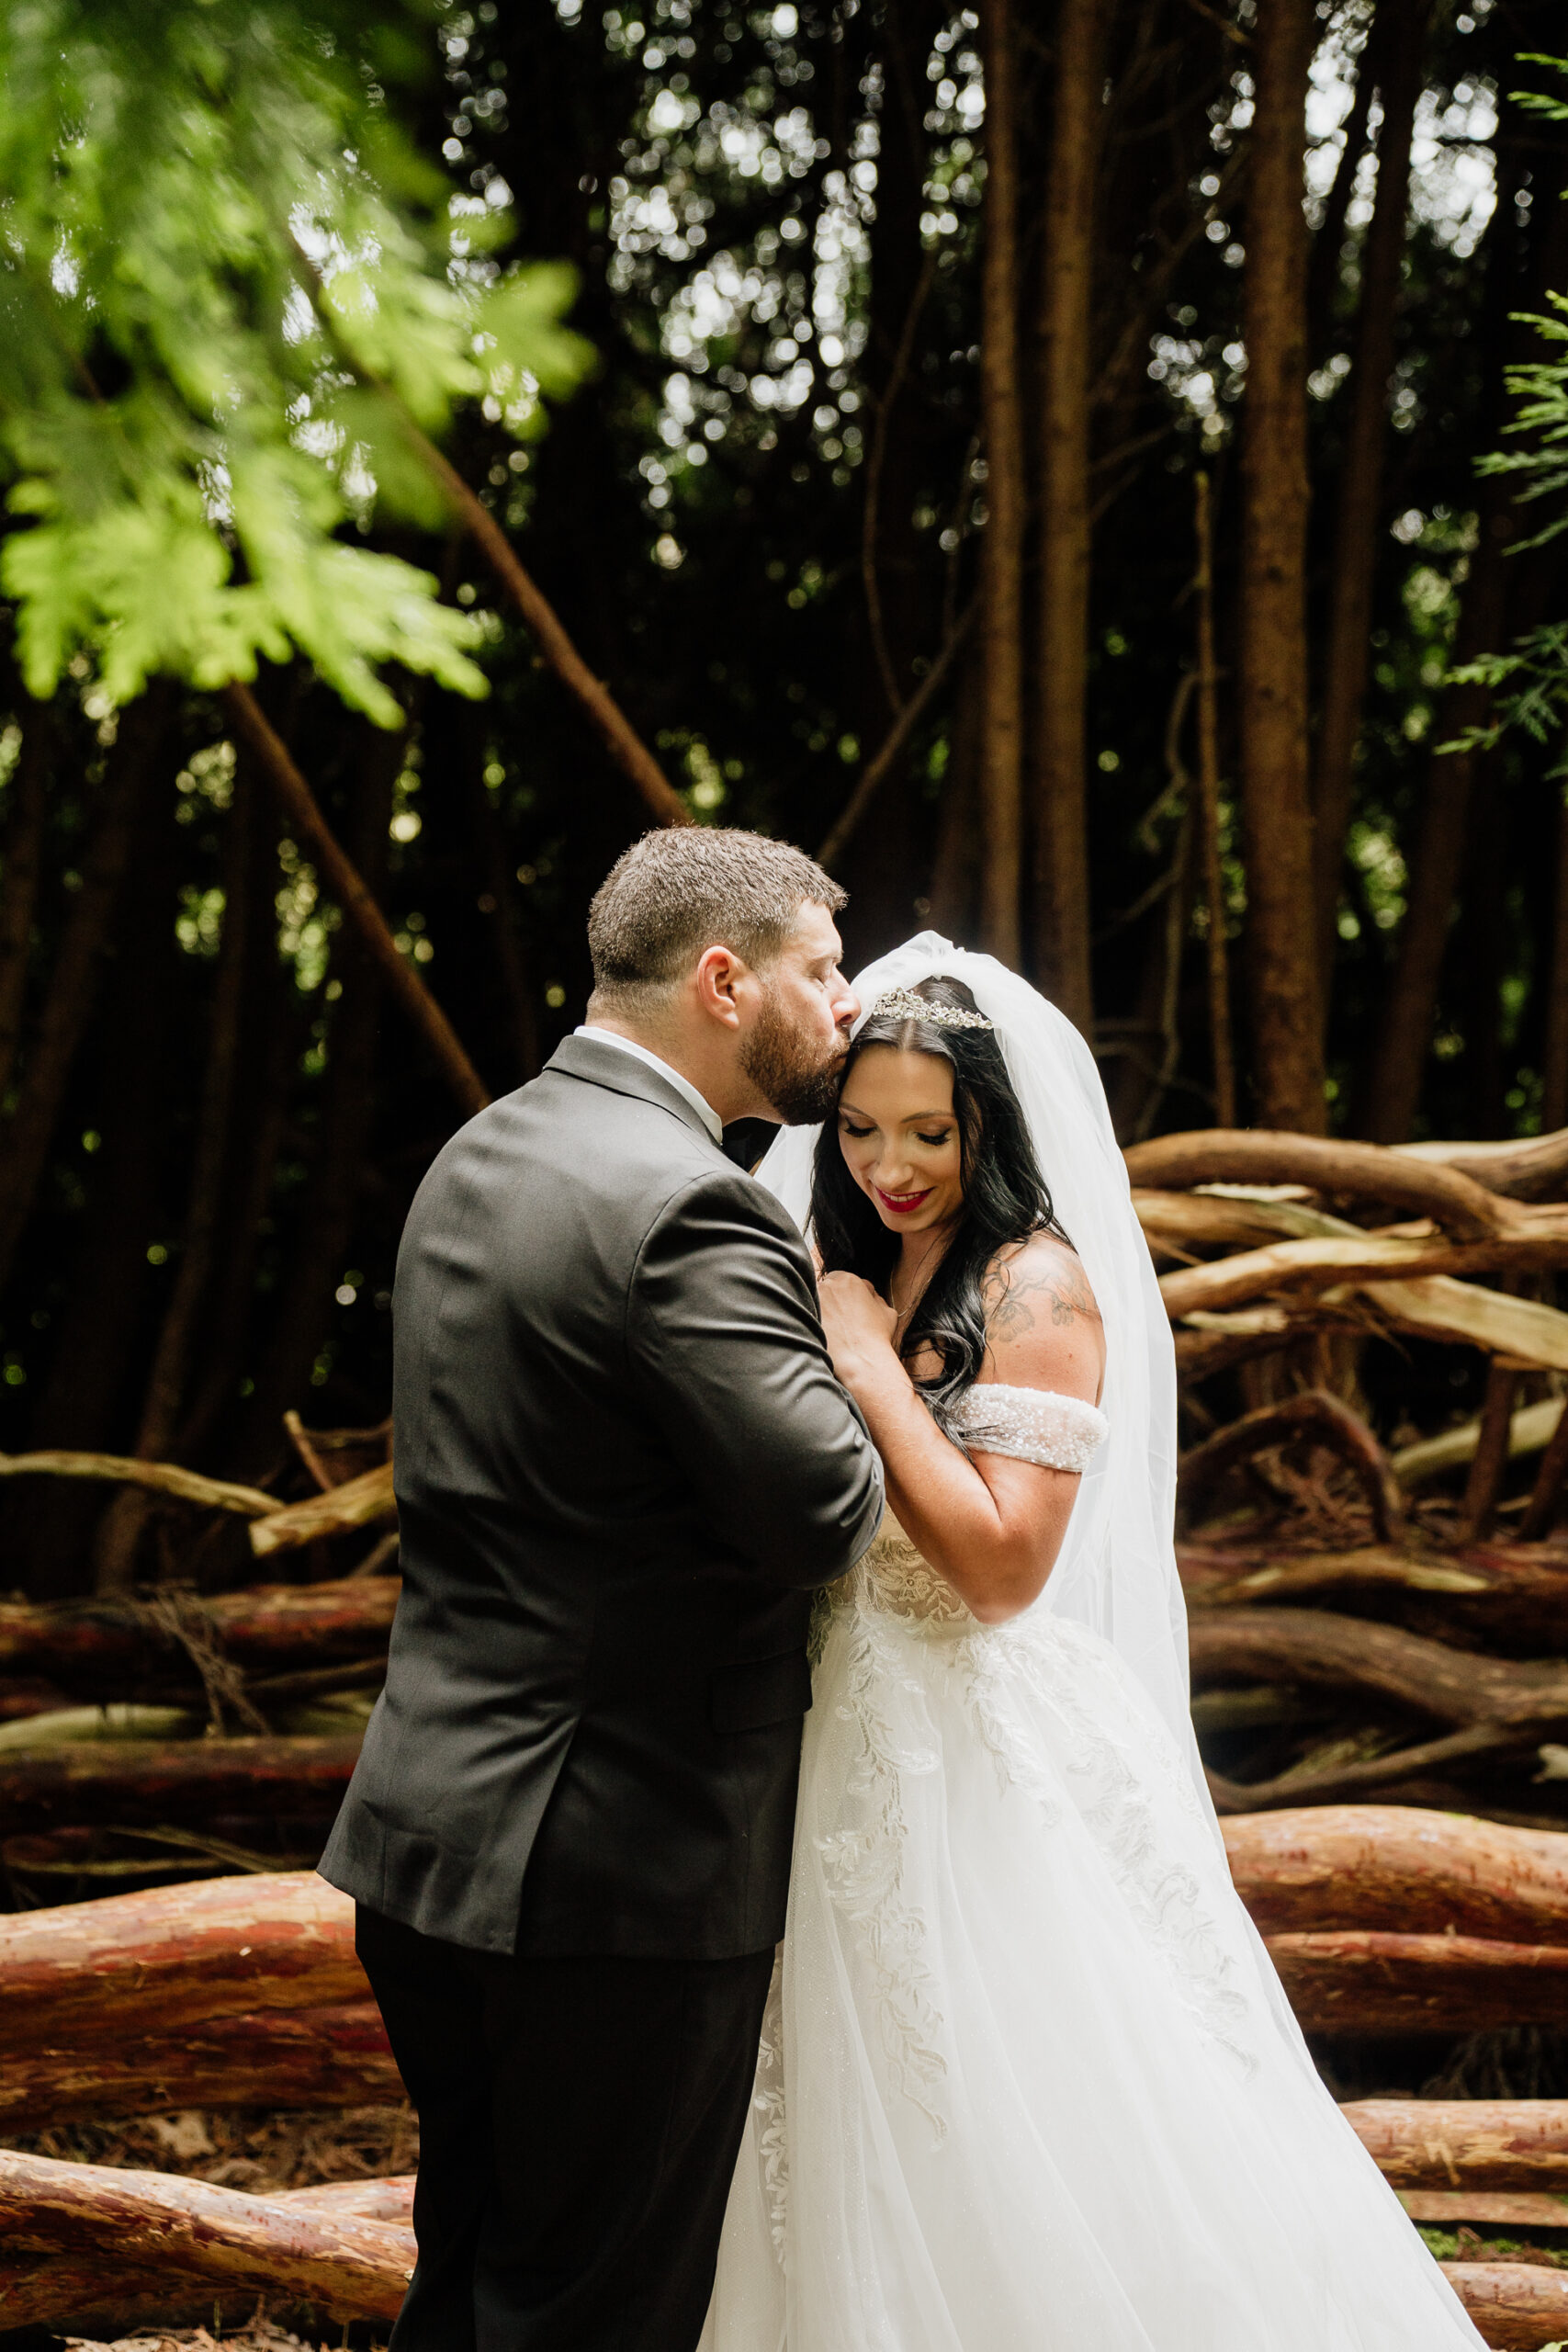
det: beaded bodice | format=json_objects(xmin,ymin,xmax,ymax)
[{"xmin": 850, "ymin": 1384, "xmax": 1108, "ymax": 1635}]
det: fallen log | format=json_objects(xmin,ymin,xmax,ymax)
[
  {"xmin": 0, "ymin": 1731, "xmax": 363, "ymax": 1833},
  {"xmin": 1189, "ymin": 1605, "xmax": 1568, "ymax": 1725},
  {"xmin": 1342, "ymin": 2099, "xmax": 1568, "ymax": 2188},
  {"xmin": 1209, "ymin": 1724, "xmax": 1553, "ymax": 1815},
  {"xmin": 1268, "ymin": 1930, "xmax": 1568, "ymax": 2035},
  {"xmin": 250, "ymin": 1461, "xmax": 397, "ymax": 1558},
  {"xmin": 1179, "ymin": 1276, "xmax": 1568, "ymax": 1375},
  {"xmin": 0, "ymin": 2001, "xmax": 400, "ymax": 2132},
  {"xmin": 0, "ymin": 2148, "xmax": 412, "ymax": 2324},
  {"xmin": 1399, "ymin": 1128, "xmax": 1568, "ymax": 1202},
  {"xmin": 279, "ymin": 2175, "xmax": 416, "ymax": 2223},
  {"xmin": 1122, "ymin": 1129, "xmax": 1517, "ymax": 1238},
  {"xmin": 1394, "ymin": 1400, "xmax": 1563, "ymax": 1488},
  {"xmin": 1177, "ymin": 1391, "xmax": 1407, "ymax": 1540},
  {"xmin": 1439, "ymin": 2261, "xmax": 1568, "ymax": 2350},
  {"xmin": 0, "ymin": 1573, "xmax": 399, "ymax": 1685},
  {"xmin": 1223, "ymin": 1807, "xmax": 1568, "ymax": 1945},
  {"xmin": 0, "ymin": 2256, "xmax": 203, "ymax": 2334},
  {"xmin": 0, "ymin": 1869, "xmax": 361, "ymax": 2052},
  {"xmin": 1179, "ymin": 1540, "xmax": 1568, "ymax": 1656},
  {"xmin": 0, "ymin": 1449, "xmax": 279, "ymax": 1518},
  {"xmin": 1402, "ymin": 2189, "xmax": 1568, "ymax": 2226}
]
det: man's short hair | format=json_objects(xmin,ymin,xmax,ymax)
[{"xmin": 588, "ymin": 827, "xmax": 846, "ymax": 1004}]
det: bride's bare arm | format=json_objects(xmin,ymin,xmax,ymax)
[{"xmin": 818, "ymin": 1234, "xmax": 1104, "ymax": 1625}]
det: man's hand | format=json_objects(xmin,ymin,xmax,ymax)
[{"xmin": 818, "ymin": 1271, "xmax": 899, "ymax": 1395}]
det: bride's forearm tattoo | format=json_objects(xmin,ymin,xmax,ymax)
[{"xmin": 983, "ymin": 1255, "xmax": 1099, "ymax": 1339}]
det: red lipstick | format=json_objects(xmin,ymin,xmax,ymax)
[{"xmin": 874, "ymin": 1185, "xmax": 933, "ymax": 1216}]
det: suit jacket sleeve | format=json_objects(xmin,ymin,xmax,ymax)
[{"xmin": 626, "ymin": 1167, "xmax": 885, "ymax": 1587}]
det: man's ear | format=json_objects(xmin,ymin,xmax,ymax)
[{"xmin": 694, "ymin": 944, "xmax": 750, "ymax": 1030}]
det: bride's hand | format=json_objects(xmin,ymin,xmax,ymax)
[{"xmin": 818, "ymin": 1271, "xmax": 899, "ymax": 1391}]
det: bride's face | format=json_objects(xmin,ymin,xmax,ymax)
[{"xmin": 836, "ymin": 1046, "xmax": 964, "ymax": 1238}]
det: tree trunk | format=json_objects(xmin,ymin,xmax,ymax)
[
  {"xmin": 1341, "ymin": 2098, "xmax": 1568, "ymax": 2188},
  {"xmin": 0, "ymin": 1732, "xmax": 365, "ymax": 1834},
  {"xmin": 0, "ymin": 1574, "xmax": 399, "ymax": 1686},
  {"xmin": 840, "ymin": 0, "xmax": 943, "ymax": 960},
  {"xmin": 0, "ymin": 686, "xmax": 173, "ymax": 1291},
  {"xmin": 224, "ymin": 682, "xmax": 487, "ymax": 1118},
  {"xmin": 234, "ymin": 725, "xmax": 398, "ymax": 1473},
  {"xmin": 95, "ymin": 759, "xmax": 265, "ymax": 1590},
  {"xmin": 1304, "ymin": 3, "xmax": 1383, "ymax": 368},
  {"xmin": 0, "ymin": 705, "xmax": 51, "ymax": 1107},
  {"xmin": 1032, "ymin": 0, "xmax": 1104, "ymax": 1030},
  {"xmin": 1359, "ymin": 501, "xmax": 1514, "ymax": 1142},
  {"xmin": 1193, "ymin": 470, "xmax": 1236, "ymax": 1125},
  {"xmin": 1269, "ymin": 1928, "xmax": 1568, "ymax": 2035},
  {"xmin": 1222, "ymin": 1804, "xmax": 1568, "ymax": 1944},
  {"xmin": 13, "ymin": 790, "xmax": 180, "ymax": 1600},
  {"xmin": 0, "ymin": 2146, "xmax": 412, "ymax": 2320},
  {"xmin": 1440, "ymin": 2260, "xmax": 1568, "ymax": 2346},
  {"xmin": 1357, "ymin": 119, "xmax": 1545, "ymax": 1143},
  {"xmin": 1540, "ymin": 781, "xmax": 1568, "ymax": 1133},
  {"xmin": 1237, "ymin": 0, "xmax": 1324, "ymax": 1129},
  {"xmin": 173, "ymin": 806, "xmax": 301, "ymax": 1465},
  {"xmin": 1312, "ymin": 0, "xmax": 1425, "ymax": 983},
  {"xmin": 977, "ymin": 0, "xmax": 1025, "ymax": 966},
  {"xmin": 0, "ymin": 1870, "xmax": 360, "ymax": 2051}
]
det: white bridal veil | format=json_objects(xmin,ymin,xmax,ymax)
[{"xmin": 755, "ymin": 929, "xmax": 1204, "ymax": 1806}]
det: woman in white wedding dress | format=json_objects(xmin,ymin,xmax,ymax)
[{"xmin": 699, "ymin": 934, "xmax": 1483, "ymax": 2352}]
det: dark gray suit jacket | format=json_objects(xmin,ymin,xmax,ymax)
[{"xmin": 320, "ymin": 1034, "xmax": 884, "ymax": 1958}]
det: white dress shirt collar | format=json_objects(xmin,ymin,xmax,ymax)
[{"xmin": 575, "ymin": 1025, "xmax": 725, "ymax": 1145}]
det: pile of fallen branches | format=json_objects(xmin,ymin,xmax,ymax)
[
  {"xmin": 1126, "ymin": 1125, "xmax": 1568, "ymax": 1825},
  {"xmin": 14, "ymin": 1809, "xmax": 1568, "ymax": 2342}
]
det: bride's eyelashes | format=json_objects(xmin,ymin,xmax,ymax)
[{"xmin": 840, "ymin": 1118, "xmax": 875, "ymax": 1138}]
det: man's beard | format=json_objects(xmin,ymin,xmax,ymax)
[{"xmin": 739, "ymin": 995, "xmax": 849, "ymax": 1125}]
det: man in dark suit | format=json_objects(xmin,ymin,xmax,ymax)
[{"xmin": 321, "ymin": 827, "xmax": 884, "ymax": 2351}]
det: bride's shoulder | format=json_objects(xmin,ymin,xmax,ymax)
[{"xmin": 978, "ymin": 1230, "xmax": 1104, "ymax": 1395}]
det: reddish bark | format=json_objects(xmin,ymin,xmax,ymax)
[
  {"xmin": 1188, "ymin": 1606, "xmax": 1568, "ymax": 1731},
  {"xmin": 976, "ymin": 0, "xmax": 1025, "ymax": 965},
  {"xmin": 0, "ymin": 2145, "xmax": 412, "ymax": 2321},
  {"xmin": 0, "ymin": 1572, "xmax": 399, "ymax": 1680},
  {"xmin": 1269, "ymin": 1928, "xmax": 1568, "ymax": 2035},
  {"xmin": 0, "ymin": 1733, "xmax": 364, "ymax": 1833},
  {"xmin": 1223, "ymin": 1805, "xmax": 1568, "ymax": 1946},
  {"xmin": 1237, "ymin": 0, "xmax": 1324, "ymax": 1129},
  {"xmin": 1032, "ymin": 0, "xmax": 1104, "ymax": 1031},
  {"xmin": 1342, "ymin": 2098, "xmax": 1568, "ymax": 2189},
  {"xmin": 0, "ymin": 1869, "xmax": 361, "ymax": 2052}
]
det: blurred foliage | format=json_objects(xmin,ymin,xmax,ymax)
[{"xmin": 0, "ymin": 0, "xmax": 591, "ymax": 720}]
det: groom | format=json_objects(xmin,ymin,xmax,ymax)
[{"xmin": 321, "ymin": 827, "xmax": 884, "ymax": 2350}]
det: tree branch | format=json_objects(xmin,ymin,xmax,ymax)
[{"xmin": 223, "ymin": 684, "xmax": 489, "ymax": 1118}]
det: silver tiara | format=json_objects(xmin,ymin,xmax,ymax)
[{"xmin": 870, "ymin": 985, "xmax": 994, "ymax": 1032}]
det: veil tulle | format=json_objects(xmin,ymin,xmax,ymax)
[{"xmin": 756, "ymin": 929, "xmax": 1205, "ymax": 1808}]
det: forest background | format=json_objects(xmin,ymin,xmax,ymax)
[{"xmin": 0, "ymin": 0, "xmax": 1564, "ymax": 1602}]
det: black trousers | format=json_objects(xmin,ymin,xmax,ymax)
[{"xmin": 356, "ymin": 1906, "xmax": 774, "ymax": 2352}]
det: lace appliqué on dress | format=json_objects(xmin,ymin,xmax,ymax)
[
  {"xmin": 949, "ymin": 1382, "xmax": 1108, "ymax": 1473},
  {"xmin": 961, "ymin": 1617, "xmax": 1258, "ymax": 2079},
  {"xmin": 818, "ymin": 1548, "xmax": 951, "ymax": 2140},
  {"xmin": 750, "ymin": 1952, "xmax": 790, "ymax": 2264}
]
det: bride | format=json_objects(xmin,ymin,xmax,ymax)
[{"xmin": 700, "ymin": 935, "xmax": 1483, "ymax": 2351}]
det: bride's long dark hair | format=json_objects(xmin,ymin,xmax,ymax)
[{"xmin": 809, "ymin": 975, "xmax": 1065, "ymax": 1434}]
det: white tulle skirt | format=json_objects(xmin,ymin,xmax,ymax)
[{"xmin": 699, "ymin": 1576, "xmax": 1484, "ymax": 2351}]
